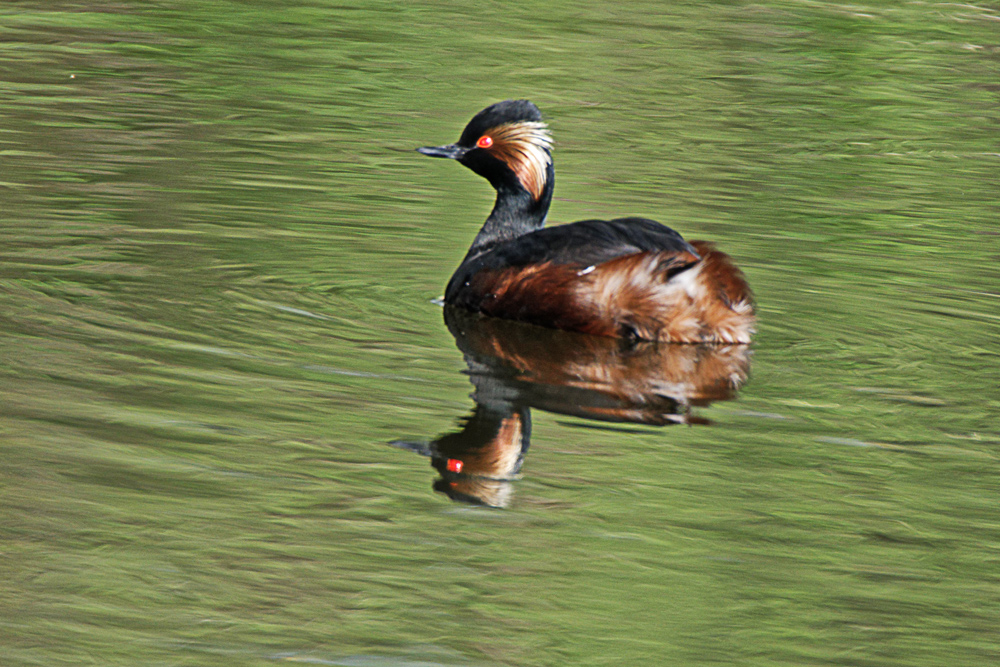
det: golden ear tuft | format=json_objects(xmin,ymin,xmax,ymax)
[{"xmin": 484, "ymin": 122, "xmax": 552, "ymax": 200}]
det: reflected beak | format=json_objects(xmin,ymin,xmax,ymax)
[{"xmin": 417, "ymin": 143, "xmax": 468, "ymax": 160}]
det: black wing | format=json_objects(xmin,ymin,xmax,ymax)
[{"xmin": 447, "ymin": 217, "xmax": 697, "ymax": 300}]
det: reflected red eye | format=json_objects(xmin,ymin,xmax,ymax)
[{"xmin": 476, "ymin": 135, "xmax": 493, "ymax": 149}]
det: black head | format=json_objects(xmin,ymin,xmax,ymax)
[{"xmin": 418, "ymin": 99, "xmax": 553, "ymax": 201}]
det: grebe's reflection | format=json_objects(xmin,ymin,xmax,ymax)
[{"xmin": 392, "ymin": 308, "xmax": 751, "ymax": 507}]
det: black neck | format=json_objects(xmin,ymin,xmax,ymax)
[{"xmin": 464, "ymin": 167, "xmax": 554, "ymax": 260}]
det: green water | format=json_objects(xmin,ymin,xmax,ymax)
[{"xmin": 2, "ymin": 1, "xmax": 999, "ymax": 665}]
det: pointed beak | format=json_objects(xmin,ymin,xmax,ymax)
[{"xmin": 417, "ymin": 143, "xmax": 468, "ymax": 160}]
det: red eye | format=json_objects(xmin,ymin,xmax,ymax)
[{"xmin": 476, "ymin": 135, "xmax": 493, "ymax": 149}]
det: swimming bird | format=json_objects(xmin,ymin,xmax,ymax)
[{"xmin": 417, "ymin": 100, "xmax": 754, "ymax": 343}]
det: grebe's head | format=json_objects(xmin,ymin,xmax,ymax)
[{"xmin": 418, "ymin": 99, "xmax": 553, "ymax": 201}]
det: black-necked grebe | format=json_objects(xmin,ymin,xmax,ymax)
[{"xmin": 418, "ymin": 99, "xmax": 755, "ymax": 344}]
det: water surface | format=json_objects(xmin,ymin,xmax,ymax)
[{"xmin": 2, "ymin": 2, "xmax": 999, "ymax": 666}]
